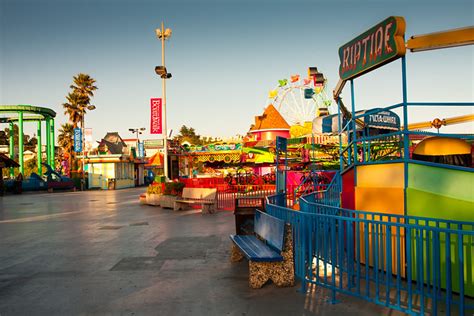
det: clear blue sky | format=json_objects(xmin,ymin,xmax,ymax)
[{"xmin": 1, "ymin": 0, "xmax": 473, "ymax": 143}]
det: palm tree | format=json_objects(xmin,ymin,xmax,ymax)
[
  {"xmin": 70, "ymin": 73, "xmax": 98, "ymax": 127},
  {"xmin": 57, "ymin": 123, "xmax": 74, "ymax": 176},
  {"xmin": 61, "ymin": 73, "xmax": 98, "ymax": 175},
  {"xmin": 63, "ymin": 91, "xmax": 87, "ymax": 128},
  {"xmin": 70, "ymin": 73, "xmax": 98, "ymax": 99}
]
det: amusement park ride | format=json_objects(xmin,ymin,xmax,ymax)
[{"xmin": 264, "ymin": 17, "xmax": 474, "ymax": 316}]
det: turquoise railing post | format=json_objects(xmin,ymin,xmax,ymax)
[
  {"xmin": 445, "ymin": 232, "xmax": 452, "ymax": 315},
  {"xmin": 457, "ymin": 226, "xmax": 465, "ymax": 315}
]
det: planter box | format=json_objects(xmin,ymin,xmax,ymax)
[
  {"xmin": 139, "ymin": 193, "xmax": 147, "ymax": 204},
  {"xmin": 146, "ymin": 193, "xmax": 162, "ymax": 206},
  {"xmin": 160, "ymin": 195, "xmax": 178, "ymax": 209}
]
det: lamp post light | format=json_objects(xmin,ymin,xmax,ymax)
[
  {"xmin": 81, "ymin": 104, "xmax": 96, "ymax": 191},
  {"xmin": 129, "ymin": 127, "xmax": 146, "ymax": 156},
  {"xmin": 155, "ymin": 22, "xmax": 172, "ymax": 181}
]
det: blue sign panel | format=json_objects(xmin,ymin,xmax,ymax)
[
  {"xmin": 138, "ymin": 142, "xmax": 145, "ymax": 158},
  {"xmin": 74, "ymin": 128, "xmax": 82, "ymax": 152},
  {"xmin": 364, "ymin": 108, "xmax": 400, "ymax": 130},
  {"xmin": 276, "ymin": 136, "xmax": 287, "ymax": 152}
]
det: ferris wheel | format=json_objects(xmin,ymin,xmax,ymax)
[{"xmin": 268, "ymin": 70, "xmax": 334, "ymax": 126}]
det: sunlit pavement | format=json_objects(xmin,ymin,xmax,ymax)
[{"xmin": 0, "ymin": 188, "xmax": 402, "ymax": 315}]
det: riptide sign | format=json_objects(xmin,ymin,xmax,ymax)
[{"xmin": 338, "ymin": 16, "xmax": 406, "ymax": 80}]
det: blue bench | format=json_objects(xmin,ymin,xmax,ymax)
[{"xmin": 230, "ymin": 210, "xmax": 295, "ymax": 288}]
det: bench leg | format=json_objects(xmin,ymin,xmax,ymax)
[
  {"xmin": 201, "ymin": 204, "xmax": 216, "ymax": 214},
  {"xmin": 174, "ymin": 202, "xmax": 188, "ymax": 211},
  {"xmin": 230, "ymin": 244, "xmax": 244, "ymax": 262},
  {"xmin": 248, "ymin": 224, "xmax": 295, "ymax": 289}
]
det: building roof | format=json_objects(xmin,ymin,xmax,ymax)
[
  {"xmin": 249, "ymin": 104, "xmax": 290, "ymax": 132},
  {"xmin": 98, "ymin": 132, "xmax": 128, "ymax": 155},
  {"xmin": 103, "ymin": 132, "xmax": 127, "ymax": 145},
  {"xmin": 0, "ymin": 153, "xmax": 20, "ymax": 168}
]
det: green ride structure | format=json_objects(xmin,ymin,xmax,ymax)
[{"xmin": 0, "ymin": 105, "xmax": 57, "ymax": 176}]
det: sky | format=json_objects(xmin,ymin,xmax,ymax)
[{"xmin": 1, "ymin": 0, "xmax": 473, "ymax": 144}]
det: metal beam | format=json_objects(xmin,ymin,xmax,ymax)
[
  {"xmin": 406, "ymin": 26, "xmax": 474, "ymax": 52},
  {"xmin": 405, "ymin": 113, "xmax": 474, "ymax": 130}
]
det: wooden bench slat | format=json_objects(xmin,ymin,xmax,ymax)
[
  {"xmin": 174, "ymin": 187, "xmax": 217, "ymax": 213},
  {"xmin": 175, "ymin": 199, "xmax": 214, "ymax": 204}
]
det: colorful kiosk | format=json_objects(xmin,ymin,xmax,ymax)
[{"xmin": 84, "ymin": 132, "xmax": 136, "ymax": 190}]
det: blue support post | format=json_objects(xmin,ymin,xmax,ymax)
[
  {"xmin": 338, "ymin": 99, "xmax": 343, "ymax": 172},
  {"xmin": 350, "ymin": 79, "xmax": 357, "ymax": 185},
  {"xmin": 401, "ymin": 57, "xmax": 409, "ymax": 216},
  {"xmin": 457, "ymin": 227, "xmax": 465, "ymax": 315}
]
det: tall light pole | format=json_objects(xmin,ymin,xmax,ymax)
[
  {"xmin": 128, "ymin": 127, "xmax": 146, "ymax": 156},
  {"xmin": 155, "ymin": 22, "xmax": 172, "ymax": 180},
  {"xmin": 81, "ymin": 105, "xmax": 96, "ymax": 191}
]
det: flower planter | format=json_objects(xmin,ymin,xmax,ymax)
[
  {"xmin": 146, "ymin": 193, "xmax": 162, "ymax": 206},
  {"xmin": 139, "ymin": 193, "xmax": 147, "ymax": 204},
  {"xmin": 160, "ymin": 195, "xmax": 178, "ymax": 209}
]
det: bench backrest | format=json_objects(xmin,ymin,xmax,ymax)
[
  {"xmin": 254, "ymin": 210, "xmax": 285, "ymax": 252},
  {"xmin": 182, "ymin": 187, "xmax": 217, "ymax": 200}
]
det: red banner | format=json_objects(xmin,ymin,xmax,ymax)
[{"xmin": 150, "ymin": 98, "xmax": 162, "ymax": 134}]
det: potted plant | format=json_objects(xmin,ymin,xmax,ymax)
[
  {"xmin": 160, "ymin": 182, "xmax": 185, "ymax": 209},
  {"xmin": 145, "ymin": 183, "xmax": 163, "ymax": 206}
]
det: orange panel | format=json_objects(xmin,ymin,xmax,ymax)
[
  {"xmin": 356, "ymin": 163, "xmax": 404, "ymax": 188},
  {"xmin": 356, "ymin": 187, "xmax": 406, "ymax": 276},
  {"xmin": 355, "ymin": 187, "xmax": 404, "ymax": 215}
]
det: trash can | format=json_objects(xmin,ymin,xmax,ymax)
[
  {"xmin": 234, "ymin": 197, "xmax": 265, "ymax": 235},
  {"xmin": 107, "ymin": 178, "xmax": 116, "ymax": 190}
]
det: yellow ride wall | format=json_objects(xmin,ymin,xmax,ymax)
[{"xmin": 355, "ymin": 163, "xmax": 406, "ymax": 276}]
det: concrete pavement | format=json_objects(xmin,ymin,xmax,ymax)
[{"xmin": 0, "ymin": 188, "xmax": 403, "ymax": 315}]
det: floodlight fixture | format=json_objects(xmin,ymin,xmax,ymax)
[{"xmin": 155, "ymin": 66, "xmax": 172, "ymax": 79}]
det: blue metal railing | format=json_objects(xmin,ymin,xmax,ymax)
[
  {"xmin": 292, "ymin": 171, "xmax": 338, "ymax": 207},
  {"xmin": 339, "ymin": 101, "xmax": 474, "ymax": 173},
  {"xmin": 305, "ymin": 171, "xmax": 342, "ymax": 208},
  {"xmin": 266, "ymin": 194, "xmax": 474, "ymax": 315}
]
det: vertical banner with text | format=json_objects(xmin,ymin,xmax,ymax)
[
  {"xmin": 74, "ymin": 128, "xmax": 82, "ymax": 153},
  {"xmin": 150, "ymin": 98, "xmax": 162, "ymax": 134},
  {"xmin": 84, "ymin": 128, "xmax": 93, "ymax": 152}
]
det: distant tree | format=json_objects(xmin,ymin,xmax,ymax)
[
  {"xmin": 0, "ymin": 130, "xmax": 7, "ymax": 145},
  {"xmin": 1, "ymin": 125, "xmax": 35, "ymax": 149},
  {"xmin": 25, "ymin": 137, "xmax": 37, "ymax": 151},
  {"xmin": 23, "ymin": 155, "xmax": 39, "ymax": 177},
  {"xmin": 174, "ymin": 125, "xmax": 202, "ymax": 145},
  {"xmin": 57, "ymin": 123, "xmax": 74, "ymax": 176}
]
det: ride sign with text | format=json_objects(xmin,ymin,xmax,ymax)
[{"xmin": 338, "ymin": 16, "xmax": 406, "ymax": 80}]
